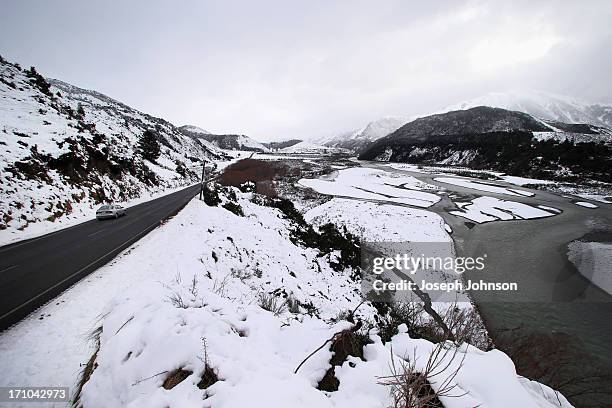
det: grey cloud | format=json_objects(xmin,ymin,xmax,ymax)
[{"xmin": 1, "ymin": 0, "xmax": 610, "ymax": 141}]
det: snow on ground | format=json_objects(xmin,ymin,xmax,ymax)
[
  {"xmin": 449, "ymin": 196, "xmax": 557, "ymax": 223},
  {"xmin": 253, "ymin": 153, "xmax": 320, "ymax": 160},
  {"xmin": 305, "ymin": 198, "xmax": 470, "ymax": 304},
  {"xmin": 434, "ymin": 177, "xmax": 534, "ymax": 197},
  {"xmin": 299, "ymin": 167, "xmax": 441, "ymax": 208},
  {"xmin": 567, "ymin": 241, "xmax": 612, "ymax": 295},
  {"xmin": 0, "ymin": 191, "xmax": 572, "ymax": 408},
  {"xmin": 575, "ymin": 193, "xmax": 612, "ymax": 204},
  {"xmin": 280, "ymin": 141, "xmax": 337, "ymax": 154},
  {"xmin": 305, "ymin": 198, "xmax": 450, "ymax": 243},
  {"xmin": 501, "ymin": 175, "xmax": 555, "ymax": 186},
  {"xmin": 533, "ymin": 131, "xmax": 611, "ymax": 144},
  {"xmin": 383, "ymin": 163, "xmax": 427, "ymax": 173},
  {"xmin": 574, "ymin": 201, "xmax": 598, "ymax": 209},
  {"xmin": 537, "ymin": 205, "xmax": 562, "ymax": 214},
  {"xmin": 0, "ymin": 192, "xmax": 371, "ymax": 407},
  {"xmin": 551, "ymin": 184, "xmax": 612, "ymax": 204}
]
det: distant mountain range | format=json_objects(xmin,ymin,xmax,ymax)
[
  {"xmin": 317, "ymin": 90, "xmax": 612, "ymax": 153},
  {"xmin": 312, "ymin": 116, "xmax": 408, "ymax": 152},
  {"xmin": 359, "ymin": 106, "xmax": 611, "ymax": 182},
  {"xmin": 446, "ymin": 90, "xmax": 612, "ymax": 130}
]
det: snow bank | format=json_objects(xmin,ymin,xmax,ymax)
[
  {"xmin": 305, "ymin": 198, "xmax": 450, "ymax": 243},
  {"xmin": 574, "ymin": 201, "xmax": 598, "ymax": 209},
  {"xmin": 502, "ymin": 175, "xmax": 555, "ymax": 186},
  {"xmin": 435, "ymin": 177, "xmax": 534, "ymax": 197},
  {"xmin": 449, "ymin": 196, "xmax": 557, "ymax": 223},
  {"xmin": 299, "ymin": 167, "xmax": 441, "ymax": 208}
]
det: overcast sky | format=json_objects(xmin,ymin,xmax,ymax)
[{"xmin": 1, "ymin": 0, "xmax": 611, "ymax": 141}]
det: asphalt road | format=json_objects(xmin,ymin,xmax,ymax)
[{"xmin": 0, "ymin": 184, "xmax": 201, "ymax": 331}]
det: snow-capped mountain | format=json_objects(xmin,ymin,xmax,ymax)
[
  {"xmin": 314, "ymin": 116, "xmax": 408, "ymax": 152},
  {"xmin": 359, "ymin": 106, "xmax": 611, "ymax": 182},
  {"xmin": 446, "ymin": 90, "xmax": 612, "ymax": 129},
  {"xmin": 179, "ymin": 126, "xmax": 269, "ymax": 152},
  {"xmin": 0, "ymin": 55, "xmax": 226, "ymax": 238}
]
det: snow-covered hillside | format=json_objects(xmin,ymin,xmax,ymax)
[
  {"xmin": 179, "ymin": 125, "xmax": 211, "ymax": 135},
  {"xmin": 0, "ymin": 56, "xmax": 226, "ymax": 240},
  {"xmin": 53, "ymin": 188, "xmax": 570, "ymax": 408},
  {"xmin": 179, "ymin": 126, "xmax": 270, "ymax": 152},
  {"xmin": 446, "ymin": 90, "xmax": 612, "ymax": 129},
  {"xmin": 280, "ymin": 141, "xmax": 346, "ymax": 155}
]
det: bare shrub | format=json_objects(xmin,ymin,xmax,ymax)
[
  {"xmin": 165, "ymin": 275, "xmax": 205, "ymax": 309},
  {"xmin": 376, "ymin": 302, "xmax": 423, "ymax": 343},
  {"xmin": 167, "ymin": 291, "xmax": 188, "ymax": 309},
  {"xmin": 230, "ymin": 267, "xmax": 252, "ymax": 282},
  {"xmin": 378, "ymin": 343, "xmax": 466, "ymax": 408},
  {"xmin": 256, "ymin": 180, "xmax": 277, "ymax": 197},
  {"xmin": 212, "ymin": 274, "xmax": 231, "ymax": 297},
  {"xmin": 218, "ymin": 159, "xmax": 288, "ymax": 187},
  {"xmin": 376, "ymin": 302, "xmax": 490, "ymax": 350},
  {"xmin": 439, "ymin": 305, "xmax": 490, "ymax": 350},
  {"xmin": 286, "ymin": 295, "xmax": 301, "ymax": 314}
]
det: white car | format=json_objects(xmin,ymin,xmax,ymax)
[{"xmin": 96, "ymin": 204, "xmax": 127, "ymax": 220}]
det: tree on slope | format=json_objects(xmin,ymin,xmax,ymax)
[{"xmin": 138, "ymin": 130, "xmax": 161, "ymax": 162}]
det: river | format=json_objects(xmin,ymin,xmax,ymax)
[{"xmin": 362, "ymin": 163, "xmax": 612, "ymax": 404}]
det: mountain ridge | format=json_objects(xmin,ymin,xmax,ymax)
[
  {"xmin": 359, "ymin": 106, "xmax": 611, "ymax": 182},
  {"xmin": 444, "ymin": 90, "xmax": 612, "ymax": 129}
]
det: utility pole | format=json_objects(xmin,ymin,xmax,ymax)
[{"xmin": 199, "ymin": 160, "xmax": 206, "ymax": 201}]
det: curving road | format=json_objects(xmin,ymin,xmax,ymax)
[{"xmin": 0, "ymin": 184, "xmax": 200, "ymax": 331}]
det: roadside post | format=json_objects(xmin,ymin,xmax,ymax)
[{"xmin": 199, "ymin": 160, "xmax": 206, "ymax": 201}]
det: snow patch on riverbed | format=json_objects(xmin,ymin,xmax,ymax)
[
  {"xmin": 435, "ymin": 177, "xmax": 534, "ymax": 197},
  {"xmin": 574, "ymin": 201, "xmax": 598, "ymax": 209},
  {"xmin": 299, "ymin": 167, "xmax": 441, "ymax": 208},
  {"xmin": 449, "ymin": 196, "xmax": 557, "ymax": 223}
]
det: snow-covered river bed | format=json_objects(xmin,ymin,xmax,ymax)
[{"xmin": 300, "ymin": 162, "xmax": 612, "ymax": 379}]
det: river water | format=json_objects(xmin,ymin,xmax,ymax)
[{"xmin": 363, "ymin": 163, "xmax": 612, "ymax": 396}]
